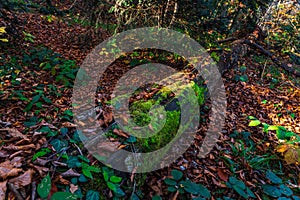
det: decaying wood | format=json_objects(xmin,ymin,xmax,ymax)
[{"xmin": 218, "ymin": 25, "xmax": 300, "ymax": 77}]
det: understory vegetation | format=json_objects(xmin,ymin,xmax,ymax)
[{"xmin": 0, "ymin": 0, "xmax": 299, "ymax": 199}]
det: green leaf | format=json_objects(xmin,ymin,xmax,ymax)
[
  {"xmin": 279, "ymin": 184, "xmax": 293, "ymax": 197},
  {"xmin": 67, "ymin": 156, "xmax": 81, "ymax": 168},
  {"xmin": 107, "ymin": 182, "xmax": 117, "ymax": 192},
  {"xmin": 82, "ymin": 168, "xmax": 93, "ymax": 179},
  {"xmin": 126, "ymin": 136, "xmax": 137, "ymax": 143},
  {"xmin": 198, "ymin": 184, "xmax": 211, "ymax": 198},
  {"xmin": 152, "ymin": 195, "xmax": 162, "ymax": 200},
  {"xmin": 246, "ymin": 187, "xmax": 256, "ymax": 198},
  {"xmin": 182, "ymin": 180, "xmax": 199, "ymax": 195},
  {"xmin": 262, "ymin": 185, "xmax": 282, "ymax": 198},
  {"xmin": 37, "ymin": 174, "xmax": 51, "ymax": 198},
  {"xmin": 164, "ymin": 178, "xmax": 177, "ymax": 186},
  {"xmin": 232, "ymin": 184, "xmax": 249, "ymax": 199},
  {"xmin": 114, "ymin": 187, "xmax": 125, "ymax": 197},
  {"xmin": 276, "ymin": 127, "xmax": 288, "ymax": 140},
  {"xmin": 262, "ymin": 123, "xmax": 270, "ymax": 133},
  {"xmin": 32, "ymin": 148, "xmax": 51, "ymax": 161},
  {"xmin": 248, "ymin": 116, "xmax": 257, "ymax": 120},
  {"xmin": 87, "ymin": 165, "xmax": 101, "ymax": 173},
  {"xmin": 51, "ymin": 192, "xmax": 78, "ymax": 200},
  {"xmin": 248, "ymin": 120, "xmax": 261, "ymax": 127},
  {"xmin": 167, "ymin": 186, "xmax": 177, "ymax": 192},
  {"xmin": 293, "ymin": 196, "xmax": 300, "ymax": 200},
  {"xmin": 78, "ymin": 155, "xmax": 90, "ymax": 163},
  {"xmin": 42, "ymin": 96, "xmax": 52, "ymax": 104},
  {"xmin": 239, "ymin": 75, "xmax": 248, "ymax": 82},
  {"xmin": 110, "ymin": 176, "xmax": 122, "ymax": 183},
  {"xmin": 171, "ymin": 170, "xmax": 183, "ymax": 181},
  {"xmin": 50, "ymin": 139, "xmax": 68, "ymax": 152},
  {"xmin": 268, "ymin": 125, "xmax": 278, "ymax": 131},
  {"xmin": 60, "ymin": 127, "xmax": 68, "ymax": 136},
  {"xmin": 78, "ymin": 174, "xmax": 88, "ymax": 183},
  {"xmin": 86, "ymin": 190, "xmax": 100, "ymax": 200},
  {"xmin": 266, "ymin": 170, "xmax": 282, "ymax": 184},
  {"xmin": 278, "ymin": 197, "xmax": 292, "ymax": 200}
]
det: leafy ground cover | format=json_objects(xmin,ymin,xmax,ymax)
[{"xmin": 0, "ymin": 0, "xmax": 300, "ymax": 199}]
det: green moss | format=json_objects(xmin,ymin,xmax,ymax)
[{"xmin": 137, "ymin": 109, "xmax": 180, "ymax": 152}]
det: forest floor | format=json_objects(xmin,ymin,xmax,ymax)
[{"xmin": 0, "ymin": 9, "xmax": 300, "ymax": 200}]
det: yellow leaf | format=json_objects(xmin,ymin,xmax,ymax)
[
  {"xmin": 284, "ymin": 148, "xmax": 299, "ymax": 165},
  {"xmin": 124, "ymin": 60, "xmax": 130, "ymax": 64},
  {"xmin": 0, "ymin": 39, "xmax": 8, "ymax": 42},
  {"xmin": 0, "ymin": 27, "xmax": 6, "ymax": 33},
  {"xmin": 276, "ymin": 144, "xmax": 291, "ymax": 153}
]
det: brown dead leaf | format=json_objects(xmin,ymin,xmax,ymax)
[
  {"xmin": 3, "ymin": 144, "xmax": 35, "ymax": 151},
  {"xmin": 284, "ymin": 148, "xmax": 299, "ymax": 165},
  {"xmin": 70, "ymin": 184, "xmax": 78, "ymax": 193},
  {"xmin": 0, "ymin": 151, "xmax": 9, "ymax": 158},
  {"xmin": 8, "ymin": 169, "xmax": 34, "ymax": 189},
  {"xmin": 113, "ymin": 129, "xmax": 129, "ymax": 138},
  {"xmin": 0, "ymin": 180, "xmax": 7, "ymax": 200},
  {"xmin": 0, "ymin": 128, "xmax": 27, "ymax": 139},
  {"xmin": 62, "ymin": 122, "xmax": 77, "ymax": 128},
  {"xmin": 10, "ymin": 157, "xmax": 23, "ymax": 168},
  {"xmin": 217, "ymin": 168, "xmax": 229, "ymax": 182},
  {"xmin": 61, "ymin": 169, "xmax": 80, "ymax": 178},
  {"xmin": 0, "ymin": 161, "xmax": 22, "ymax": 179},
  {"xmin": 97, "ymin": 141, "xmax": 120, "ymax": 152}
]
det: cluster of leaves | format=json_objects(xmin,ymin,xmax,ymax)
[
  {"xmin": 163, "ymin": 169, "xmax": 211, "ymax": 199},
  {"xmin": 248, "ymin": 116, "xmax": 300, "ymax": 165},
  {"xmin": 234, "ymin": 65, "xmax": 249, "ymax": 82},
  {"xmin": 37, "ymin": 174, "xmax": 78, "ymax": 200},
  {"xmin": 262, "ymin": 170, "xmax": 299, "ymax": 200},
  {"xmin": 102, "ymin": 167, "xmax": 125, "ymax": 198},
  {"xmin": 225, "ymin": 176, "xmax": 256, "ymax": 199},
  {"xmin": 0, "ymin": 26, "xmax": 8, "ymax": 42}
]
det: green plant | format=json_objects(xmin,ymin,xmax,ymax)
[
  {"xmin": 164, "ymin": 169, "xmax": 211, "ymax": 199},
  {"xmin": 262, "ymin": 170, "xmax": 297, "ymax": 199},
  {"xmin": 225, "ymin": 176, "xmax": 256, "ymax": 199},
  {"xmin": 37, "ymin": 174, "xmax": 51, "ymax": 199},
  {"xmin": 23, "ymin": 31, "xmax": 35, "ymax": 43},
  {"xmin": 248, "ymin": 116, "xmax": 300, "ymax": 164},
  {"xmin": 102, "ymin": 166, "xmax": 125, "ymax": 198}
]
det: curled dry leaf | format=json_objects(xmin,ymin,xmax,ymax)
[
  {"xmin": 61, "ymin": 169, "xmax": 81, "ymax": 178},
  {"xmin": 0, "ymin": 180, "xmax": 7, "ymax": 200},
  {"xmin": 217, "ymin": 168, "xmax": 229, "ymax": 182},
  {"xmin": 8, "ymin": 169, "xmax": 34, "ymax": 189},
  {"xmin": 0, "ymin": 161, "xmax": 22, "ymax": 179},
  {"xmin": 3, "ymin": 144, "xmax": 35, "ymax": 151},
  {"xmin": 113, "ymin": 129, "xmax": 129, "ymax": 138},
  {"xmin": 0, "ymin": 128, "xmax": 28, "ymax": 139},
  {"xmin": 10, "ymin": 157, "xmax": 23, "ymax": 168},
  {"xmin": 96, "ymin": 141, "xmax": 121, "ymax": 152},
  {"xmin": 70, "ymin": 184, "xmax": 78, "ymax": 193}
]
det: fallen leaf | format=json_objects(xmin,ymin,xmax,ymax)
[
  {"xmin": 284, "ymin": 148, "xmax": 299, "ymax": 165},
  {"xmin": 0, "ymin": 161, "xmax": 22, "ymax": 179},
  {"xmin": 61, "ymin": 169, "xmax": 80, "ymax": 178},
  {"xmin": 0, "ymin": 180, "xmax": 7, "ymax": 200},
  {"xmin": 0, "ymin": 128, "xmax": 27, "ymax": 139},
  {"xmin": 217, "ymin": 168, "xmax": 229, "ymax": 182},
  {"xmin": 276, "ymin": 144, "xmax": 291, "ymax": 153},
  {"xmin": 113, "ymin": 129, "xmax": 129, "ymax": 138},
  {"xmin": 70, "ymin": 184, "xmax": 78, "ymax": 193},
  {"xmin": 96, "ymin": 141, "xmax": 120, "ymax": 152},
  {"xmin": 8, "ymin": 169, "xmax": 34, "ymax": 189}
]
